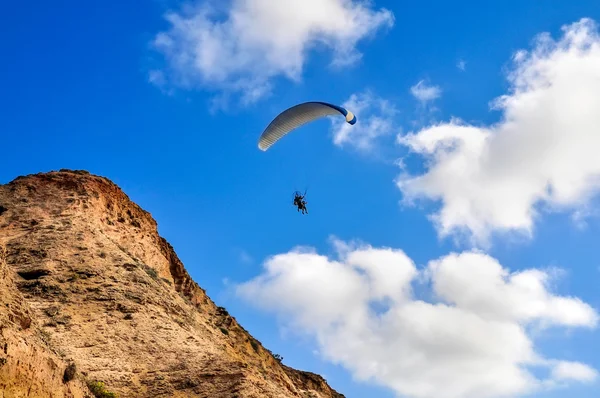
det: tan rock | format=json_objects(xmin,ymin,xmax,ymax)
[{"xmin": 0, "ymin": 169, "xmax": 344, "ymax": 398}]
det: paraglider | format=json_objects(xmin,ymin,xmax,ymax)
[
  {"xmin": 257, "ymin": 101, "xmax": 356, "ymax": 151},
  {"xmin": 293, "ymin": 190, "xmax": 308, "ymax": 214},
  {"xmin": 257, "ymin": 101, "xmax": 357, "ymax": 215}
]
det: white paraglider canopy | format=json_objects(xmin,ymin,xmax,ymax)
[{"xmin": 257, "ymin": 101, "xmax": 356, "ymax": 151}]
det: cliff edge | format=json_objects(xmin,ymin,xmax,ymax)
[{"xmin": 0, "ymin": 169, "xmax": 344, "ymax": 398}]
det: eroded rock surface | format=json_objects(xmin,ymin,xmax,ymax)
[{"xmin": 0, "ymin": 169, "xmax": 344, "ymax": 398}]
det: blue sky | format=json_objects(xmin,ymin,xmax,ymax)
[{"xmin": 2, "ymin": 1, "xmax": 600, "ymax": 397}]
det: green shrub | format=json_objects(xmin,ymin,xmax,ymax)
[{"xmin": 87, "ymin": 381, "xmax": 118, "ymax": 398}]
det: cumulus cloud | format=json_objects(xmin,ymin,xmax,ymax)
[
  {"xmin": 236, "ymin": 239, "xmax": 598, "ymax": 398},
  {"xmin": 396, "ymin": 18, "xmax": 600, "ymax": 245},
  {"xmin": 410, "ymin": 80, "xmax": 442, "ymax": 103},
  {"xmin": 150, "ymin": 0, "xmax": 394, "ymax": 103},
  {"xmin": 331, "ymin": 91, "xmax": 399, "ymax": 152},
  {"xmin": 457, "ymin": 59, "xmax": 467, "ymax": 71}
]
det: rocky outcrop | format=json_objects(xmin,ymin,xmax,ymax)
[
  {"xmin": 0, "ymin": 241, "xmax": 93, "ymax": 397},
  {"xmin": 0, "ymin": 169, "xmax": 344, "ymax": 398}
]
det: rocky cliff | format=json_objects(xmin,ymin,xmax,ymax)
[{"xmin": 0, "ymin": 169, "xmax": 344, "ymax": 398}]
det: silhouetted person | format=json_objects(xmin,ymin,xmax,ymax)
[{"xmin": 293, "ymin": 192, "xmax": 308, "ymax": 214}]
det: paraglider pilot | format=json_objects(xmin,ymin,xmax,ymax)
[{"xmin": 293, "ymin": 192, "xmax": 308, "ymax": 214}]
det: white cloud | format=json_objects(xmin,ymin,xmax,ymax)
[
  {"xmin": 331, "ymin": 91, "xmax": 399, "ymax": 152},
  {"xmin": 150, "ymin": 0, "xmax": 394, "ymax": 103},
  {"xmin": 457, "ymin": 59, "xmax": 466, "ymax": 71},
  {"xmin": 396, "ymin": 18, "xmax": 600, "ymax": 245},
  {"xmin": 551, "ymin": 361, "xmax": 599, "ymax": 383},
  {"xmin": 410, "ymin": 80, "xmax": 442, "ymax": 103},
  {"xmin": 236, "ymin": 239, "xmax": 598, "ymax": 398}
]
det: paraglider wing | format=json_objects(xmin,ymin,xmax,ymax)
[{"xmin": 258, "ymin": 101, "xmax": 356, "ymax": 151}]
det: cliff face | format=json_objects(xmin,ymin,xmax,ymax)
[
  {"xmin": 0, "ymin": 170, "xmax": 344, "ymax": 398},
  {"xmin": 0, "ymin": 244, "xmax": 93, "ymax": 398}
]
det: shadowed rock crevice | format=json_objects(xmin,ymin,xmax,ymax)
[{"xmin": 17, "ymin": 267, "xmax": 52, "ymax": 280}]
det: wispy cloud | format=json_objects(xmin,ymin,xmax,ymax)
[
  {"xmin": 238, "ymin": 249, "xmax": 253, "ymax": 264},
  {"xmin": 330, "ymin": 91, "xmax": 399, "ymax": 153},
  {"xmin": 410, "ymin": 80, "xmax": 442, "ymax": 104},
  {"xmin": 457, "ymin": 59, "xmax": 467, "ymax": 71},
  {"xmin": 149, "ymin": 0, "xmax": 394, "ymax": 105},
  {"xmin": 236, "ymin": 238, "xmax": 598, "ymax": 398}
]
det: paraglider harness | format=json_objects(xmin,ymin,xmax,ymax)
[{"xmin": 293, "ymin": 190, "xmax": 308, "ymax": 214}]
